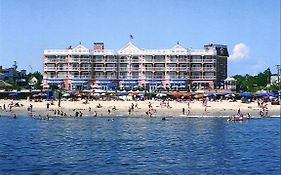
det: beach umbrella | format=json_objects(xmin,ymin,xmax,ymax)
[
  {"xmin": 194, "ymin": 93, "xmax": 204, "ymax": 99},
  {"xmin": 206, "ymin": 93, "xmax": 216, "ymax": 97},
  {"xmin": 0, "ymin": 80, "xmax": 13, "ymax": 89},
  {"xmin": 238, "ymin": 92, "xmax": 253, "ymax": 98},
  {"xmin": 8, "ymin": 92, "xmax": 20, "ymax": 97},
  {"xmin": 171, "ymin": 91, "xmax": 182, "ymax": 98}
]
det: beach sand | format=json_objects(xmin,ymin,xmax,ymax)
[{"xmin": 0, "ymin": 99, "xmax": 280, "ymax": 118}]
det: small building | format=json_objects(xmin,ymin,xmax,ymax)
[{"xmin": 224, "ymin": 77, "xmax": 236, "ymax": 91}]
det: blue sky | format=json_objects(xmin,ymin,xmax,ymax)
[{"xmin": 0, "ymin": 0, "xmax": 280, "ymax": 75}]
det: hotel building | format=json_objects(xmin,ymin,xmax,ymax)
[{"xmin": 43, "ymin": 42, "xmax": 228, "ymax": 91}]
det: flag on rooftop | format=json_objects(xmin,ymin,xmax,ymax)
[{"xmin": 130, "ymin": 34, "xmax": 134, "ymax": 39}]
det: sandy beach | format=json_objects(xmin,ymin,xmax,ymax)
[{"xmin": 0, "ymin": 98, "xmax": 280, "ymax": 118}]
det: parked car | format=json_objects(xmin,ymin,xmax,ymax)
[{"xmin": 271, "ymin": 98, "xmax": 280, "ymax": 105}]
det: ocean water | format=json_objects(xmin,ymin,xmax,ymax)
[{"xmin": 0, "ymin": 116, "xmax": 280, "ymax": 174}]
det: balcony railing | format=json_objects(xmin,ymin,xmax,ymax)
[
  {"xmin": 178, "ymin": 59, "xmax": 188, "ymax": 62},
  {"xmin": 80, "ymin": 67, "xmax": 91, "ymax": 71},
  {"xmin": 179, "ymin": 67, "xmax": 189, "ymax": 71},
  {"xmin": 120, "ymin": 59, "xmax": 129, "ymax": 62},
  {"xmin": 44, "ymin": 67, "xmax": 57, "ymax": 71},
  {"xmin": 105, "ymin": 67, "xmax": 117, "ymax": 71},
  {"xmin": 191, "ymin": 59, "xmax": 203, "ymax": 62},
  {"xmin": 105, "ymin": 59, "xmax": 117, "ymax": 62},
  {"xmin": 44, "ymin": 58, "xmax": 57, "ymax": 62},
  {"xmin": 203, "ymin": 59, "xmax": 215, "ymax": 62},
  {"xmin": 203, "ymin": 76, "xmax": 216, "ymax": 79},
  {"xmin": 132, "ymin": 59, "xmax": 139, "ymax": 62},
  {"xmin": 57, "ymin": 67, "xmax": 68, "ymax": 71},
  {"xmin": 144, "ymin": 59, "xmax": 153, "ymax": 62},
  {"xmin": 144, "ymin": 67, "xmax": 154, "ymax": 71},
  {"xmin": 191, "ymin": 67, "xmax": 202, "ymax": 71},
  {"xmin": 203, "ymin": 67, "xmax": 215, "ymax": 71},
  {"xmin": 94, "ymin": 67, "xmax": 105, "ymax": 71},
  {"xmin": 119, "ymin": 67, "xmax": 128, "ymax": 71},
  {"xmin": 154, "ymin": 67, "xmax": 165, "ymax": 71},
  {"xmin": 166, "ymin": 67, "xmax": 177, "ymax": 71},
  {"xmin": 131, "ymin": 68, "xmax": 140, "ymax": 71}
]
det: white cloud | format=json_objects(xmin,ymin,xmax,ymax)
[{"xmin": 229, "ymin": 43, "xmax": 249, "ymax": 61}]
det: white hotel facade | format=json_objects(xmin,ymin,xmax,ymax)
[{"xmin": 43, "ymin": 42, "xmax": 228, "ymax": 91}]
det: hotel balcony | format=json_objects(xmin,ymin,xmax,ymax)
[
  {"xmin": 166, "ymin": 67, "xmax": 177, "ymax": 71},
  {"xmin": 94, "ymin": 67, "xmax": 105, "ymax": 71},
  {"xmin": 80, "ymin": 58, "xmax": 91, "ymax": 62},
  {"xmin": 105, "ymin": 67, "xmax": 117, "ymax": 71},
  {"xmin": 191, "ymin": 76, "xmax": 202, "ymax": 79},
  {"xmin": 154, "ymin": 67, "xmax": 165, "ymax": 71},
  {"xmin": 44, "ymin": 58, "xmax": 57, "ymax": 63},
  {"xmin": 191, "ymin": 67, "xmax": 202, "ymax": 71},
  {"xmin": 105, "ymin": 76, "xmax": 117, "ymax": 79},
  {"xmin": 131, "ymin": 68, "xmax": 141, "ymax": 71},
  {"xmin": 203, "ymin": 59, "xmax": 215, "ymax": 62},
  {"xmin": 179, "ymin": 67, "xmax": 189, "ymax": 71},
  {"xmin": 178, "ymin": 58, "xmax": 188, "ymax": 63},
  {"xmin": 191, "ymin": 59, "xmax": 203, "ymax": 63},
  {"xmin": 120, "ymin": 59, "xmax": 129, "ymax": 63},
  {"xmin": 203, "ymin": 67, "xmax": 215, "ymax": 71},
  {"xmin": 94, "ymin": 59, "xmax": 104, "ymax": 62},
  {"xmin": 131, "ymin": 59, "xmax": 139, "ymax": 63},
  {"xmin": 105, "ymin": 59, "xmax": 117, "ymax": 62},
  {"xmin": 167, "ymin": 58, "xmax": 178, "ymax": 63},
  {"xmin": 154, "ymin": 59, "xmax": 165, "ymax": 63},
  {"xmin": 80, "ymin": 67, "xmax": 91, "ymax": 71},
  {"xmin": 203, "ymin": 76, "xmax": 216, "ymax": 80},
  {"xmin": 144, "ymin": 67, "xmax": 154, "ymax": 71},
  {"xmin": 69, "ymin": 67, "xmax": 79, "ymax": 71},
  {"xmin": 119, "ymin": 67, "xmax": 128, "ymax": 71},
  {"xmin": 57, "ymin": 67, "xmax": 68, "ymax": 71},
  {"xmin": 144, "ymin": 59, "xmax": 153, "ymax": 63},
  {"xmin": 44, "ymin": 67, "xmax": 57, "ymax": 71}
]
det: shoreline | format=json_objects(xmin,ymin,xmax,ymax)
[{"xmin": 1, "ymin": 99, "xmax": 280, "ymax": 119}]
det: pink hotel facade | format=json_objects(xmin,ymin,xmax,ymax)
[{"xmin": 43, "ymin": 42, "xmax": 229, "ymax": 91}]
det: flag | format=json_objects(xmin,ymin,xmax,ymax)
[{"xmin": 130, "ymin": 35, "xmax": 134, "ymax": 39}]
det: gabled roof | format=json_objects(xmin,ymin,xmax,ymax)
[
  {"xmin": 73, "ymin": 43, "xmax": 89, "ymax": 51},
  {"xmin": 171, "ymin": 42, "xmax": 188, "ymax": 52},
  {"xmin": 118, "ymin": 42, "xmax": 142, "ymax": 54}
]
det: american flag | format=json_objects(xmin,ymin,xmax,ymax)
[{"xmin": 130, "ymin": 35, "xmax": 134, "ymax": 39}]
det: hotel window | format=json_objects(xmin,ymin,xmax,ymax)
[
  {"xmin": 132, "ymin": 72, "xmax": 139, "ymax": 79},
  {"xmin": 154, "ymin": 55, "xmax": 164, "ymax": 62},
  {"xmin": 145, "ymin": 72, "xmax": 153, "ymax": 79},
  {"xmin": 47, "ymin": 72, "xmax": 56, "ymax": 78},
  {"xmin": 132, "ymin": 56, "xmax": 139, "ymax": 62},
  {"xmin": 155, "ymin": 72, "xmax": 164, "ymax": 79},
  {"xmin": 57, "ymin": 72, "xmax": 67, "ymax": 78},
  {"xmin": 168, "ymin": 72, "xmax": 177, "ymax": 79},
  {"xmin": 144, "ymin": 55, "xmax": 153, "ymax": 61},
  {"xmin": 120, "ymin": 56, "xmax": 128, "ymax": 62},
  {"xmin": 169, "ymin": 55, "xmax": 177, "ymax": 62}
]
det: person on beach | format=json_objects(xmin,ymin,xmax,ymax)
[
  {"xmin": 89, "ymin": 107, "xmax": 91, "ymax": 112},
  {"xmin": 112, "ymin": 106, "xmax": 117, "ymax": 111},
  {"xmin": 187, "ymin": 100, "xmax": 190, "ymax": 109},
  {"xmin": 93, "ymin": 111, "xmax": 97, "ymax": 117},
  {"xmin": 131, "ymin": 103, "xmax": 134, "ymax": 111},
  {"xmin": 29, "ymin": 104, "xmax": 33, "ymax": 112},
  {"xmin": 128, "ymin": 107, "xmax": 132, "ymax": 115},
  {"xmin": 237, "ymin": 108, "xmax": 240, "ymax": 115},
  {"xmin": 108, "ymin": 109, "xmax": 111, "ymax": 115},
  {"xmin": 3, "ymin": 104, "xmax": 6, "ymax": 111},
  {"xmin": 246, "ymin": 113, "xmax": 251, "ymax": 119},
  {"xmin": 182, "ymin": 108, "xmax": 185, "ymax": 115},
  {"xmin": 46, "ymin": 103, "xmax": 50, "ymax": 111}
]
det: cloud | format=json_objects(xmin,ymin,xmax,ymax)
[{"xmin": 229, "ymin": 43, "xmax": 249, "ymax": 61}]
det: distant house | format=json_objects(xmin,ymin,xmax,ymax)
[{"xmin": 0, "ymin": 65, "xmax": 27, "ymax": 85}]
